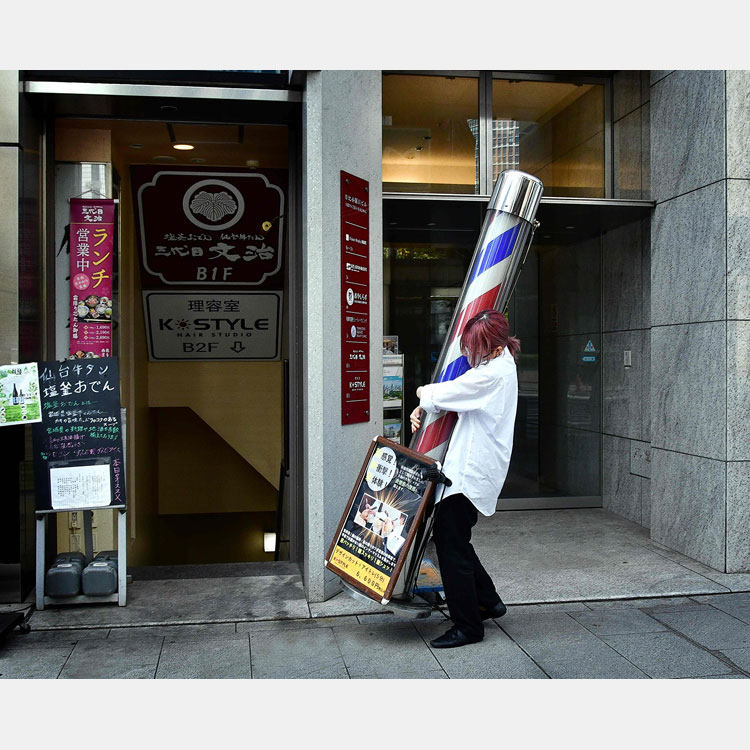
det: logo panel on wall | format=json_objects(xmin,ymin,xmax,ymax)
[
  {"xmin": 131, "ymin": 166, "xmax": 286, "ymax": 288},
  {"xmin": 142, "ymin": 291, "xmax": 282, "ymax": 361}
]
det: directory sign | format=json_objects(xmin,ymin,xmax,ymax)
[{"xmin": 340, "ymin": 171, "xmax": 370, "ymax": 425}]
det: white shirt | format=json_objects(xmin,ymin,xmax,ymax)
[{"xmin": 419, "ymin": 347, "xmax": 518, "ymax": 517}]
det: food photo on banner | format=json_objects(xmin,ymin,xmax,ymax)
[
  {"xmin": 325, "ymin": 437, "xmax": 437, "ymax": 603},
  {"xmin": 32, "ymin": 357, "xmax": 126, "ymax": 512}
]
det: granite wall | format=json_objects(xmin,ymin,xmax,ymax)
[
  {"xmin": 649, "ymin": 70, "xmax": 750, "ymax": 572},
  {"xmin": 602, "ymin": 72, "xmax": 652, "ymax": 528}
]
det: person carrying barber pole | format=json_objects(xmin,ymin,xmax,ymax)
[{"xmin": 410, "ymin": 309, "xmax": 519, "ymax": 649}]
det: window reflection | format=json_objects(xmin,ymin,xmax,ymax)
[
  {"xmin": 492, "ymin": 79, "xmax": 605, "ymax": 197},
  {"xmin": 382, "ymin": 74, "xmax": 480, "ymax": 194}
]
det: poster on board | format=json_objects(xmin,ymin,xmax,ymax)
[
  {"xmin": 0, "ymin": 362, "xmax": 42, "ymax": 426},
  {"xmin": 32, "ymin": 357, "xmax": 126, "ymax": 512},
  {"xmin": 325, "ymin": 437, "xmax": 437, "ymax": 604}
]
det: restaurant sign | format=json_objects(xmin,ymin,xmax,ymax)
[{"xmin": 131, "ymin": 166, "xmax": 286, "ymax": 288}]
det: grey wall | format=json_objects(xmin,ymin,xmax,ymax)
[
  {"xmin": 602, "ymin": 72, "xmax": 652, "ymax": 527},
  {"xmin": 649, "ymin": 70, "xmax": 750, "ymax": 572},
  {"xmin": 0, "ymin": 70, "xmax": 19, "ymax": 365},
  {"xmin": 302, "ymin": 71, "xmax": 384, "ymax": 601}
]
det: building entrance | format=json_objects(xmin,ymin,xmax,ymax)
[
  {"xmin": 42, "ymin": 105, "xmax": 299, "ymax": 567},
  {"xmin": 383, "ymin": 197, "xmax": 607, "ymax": 510}
]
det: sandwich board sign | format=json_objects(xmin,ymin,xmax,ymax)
[{"xmin": 326, "ymin": 436, "xmax": 438, "ymax": 604}]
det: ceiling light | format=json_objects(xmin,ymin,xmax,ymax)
[
  {"xmin": 161, "ymin": 105, "xmax": 177, "ymax": 112},
  {"xmin": 245, "ymin": 159, "xmax": 260, "ymax": 167},
  {"xmin": 190, "ymin": 157, "xmax": 206, "ymax": 163},
  {"xmin": 173, "ymin": 144, "xmax": 194, "ymax": 151},
  {"xmin": 427, "ymin": 222, "xmax": 437, "ymax": 227},
  {"xmin": 129, "ymin": 143, "xmax": 144, "ymax": 149},
  {"xmin": 565, "ymin": 225, "xmax": 576, "ymax": 230},
  {"xmin": 152, "ymin": 155, "xmax": 176, "ymax": 161}
]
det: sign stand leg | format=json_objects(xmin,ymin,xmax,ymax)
[
  {"xmin": 117, "ymin": 510, "xmax": 126, "ymax": 606},
  {"xmin": 83, "ymin": 510, "xmax": 94, "ymax": 561},
  {"xmin": 35, "ymin": 515, "xmax": 45, "ymax": 611}
]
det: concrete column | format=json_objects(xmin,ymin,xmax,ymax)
[
  {"xmin": 302, "ymin": 71, "xmax": 383, "ymax": 601},
  {"xmin": 649, "ymin": 70, "xmax": 750, "ymax": 572},
  {"xmin": 0, "ymin": 70, "xmax": 20, "ymax": 365}
]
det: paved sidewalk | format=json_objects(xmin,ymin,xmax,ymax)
[{"xmin": 3, "ymin": 592, "xmax": 750, "ymax": 679}]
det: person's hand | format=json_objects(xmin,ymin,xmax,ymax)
[{"xmin": 410, "ymin": 405, "xmax": 423, "ymax": 433}]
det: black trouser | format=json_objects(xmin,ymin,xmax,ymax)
[{"xmin": 432, "ymin": 493, "xmax": 501, "ymax": 640}]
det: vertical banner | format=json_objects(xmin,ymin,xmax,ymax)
[
  {"xmin": 341, "ymin": 171, "xmax": 370, "ymax": 425},
  {"xmin": 69, "ymin": 199, "xmax": 116, "ymax": 359}
]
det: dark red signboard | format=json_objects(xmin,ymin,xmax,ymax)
[
  {"xmin": 341, "ymin": 171, "xmax": 370, "ymax": 425},
  {"xmin": 131, "ymin": 166, "xmax": 286, "ymax": 288}
]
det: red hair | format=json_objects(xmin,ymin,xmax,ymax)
[{"xmin": 460, "ymin": 309, "xmax": 520, "ymax": 367}]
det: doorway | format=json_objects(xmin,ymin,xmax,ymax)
[{"xmin": 44, "ymin": 105, "xmax": 300, "ymax": 567}]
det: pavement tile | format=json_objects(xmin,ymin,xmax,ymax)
[
  {"xmin": 332, "ymin": 622, "xmax": 441, "ymax": 678},
  {"xmin": 570, "ymin": 609, "xmax": 667, "ymax": 636},
  {"xmin": 0, "ymin": 646, "xmax": 73, "ymax": 678},
  {"xmin": 601, "ymin": 631, "xmax": 734, "ymax": 678},
  {"xmin": 59, "ymin": 636, "xmax": 164, "ymax": 679},
  {"xmin": 238, "ymin": 616, "xmax": 361, "ymax": 633},
  {"xmin": 156, "ymin": 637, "xmax": 251, "ymax": 679},
  {"xmin": 506, "ymin": 602, "xmax": 590, "ymax": 615},
  {"xmin": 250, "ymin": 627, "xmax": 348, "ymax": 679},
  {"xmin": 583, "ymin": 597, "xmax": 703, "ymax": 611},
  {"xmin": 308, "ymin": 591, "xmax": 389, "ymax": 618},
  {"xmin": 357, "ymin": 612, "xmax": 445, "ymax": 625},
  {"xmin": 541, "ymin": 655, "xmax": 649, "ymax": 679},
  {"xmin": 689, "ymin": 673, "xmax": 748, "ymax": 678},
  {"xmin": 107, "ymin": 623, "xmax": 239, "ymax": 640},
  {"xmin": 717, "ymin": 647, "xmax": 750, "ymax": 673},
  {"xmin": 689, "ymin": 594, "xmax": 750, "ymax": 623},
  {"xmin": 415, "ymin": 620, "xmax": 547, "ymax": 679},
  {"xmin": 650, "ymin": 609, "xmax": 750, "ymax": 650},
  {"xmin": 351, "ymin": 671, "xmax": 447, "ymax": 679},
  {"xmin": 2, "ymin": 628, "xmax": 109, "ymax": 648}
]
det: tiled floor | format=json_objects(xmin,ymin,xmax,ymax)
[{"xmin": 3, "ymin": 509, "xmax": 750, "ymax": 679}]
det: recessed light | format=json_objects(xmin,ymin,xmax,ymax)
[
  {"xmin": 173, "ymin": 144, "xmax": 194, "ymax": 151},
  {"xmin": 427, "ymin": 222, "xmax": 437, "ymax": 227},
  {"xmin": 189, "ymin": 157, "xmax": 206, "ymax": 163},
  {"xmin": 160, "ymin": 105, "xmax": 178, "ymax": 112},
  {"xmin": 565, "ymin": 225, "xmax": 576, "ymax": 230},
  {"xmin": 245, "ymin": 159, "xmax": 260, "ymax": 167},
  {"xmin": 129, "ymin": 143, "xmax": 144, "ymax": 149},
  {"xmin": 152, "ymin": 155, "xmax": 176, "ymax": 161}
]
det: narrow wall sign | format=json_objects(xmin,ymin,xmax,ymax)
[
  {"xmin": 341, "ymin": 171, "xmax": 370, "ymax": 425},
  {"xmin": 142, "ymin": 291, "xmax": 282, "ymax": 361},
  {"xmin": 69, "ymin": 199, "xmax": 116, "ymax": 359}
]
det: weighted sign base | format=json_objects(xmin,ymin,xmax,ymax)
[{"xmin": 340, "ymin": 580, "xmax": 433, "ymax": 618}]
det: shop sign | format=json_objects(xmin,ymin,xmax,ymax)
[
  {"xmin": 131, "ymin": 166, "xmax": 286, "ymax": 288},
  {"xmin": 32, "ymin": 357, "xmax": 126, "ymax": 512},
  {"xmin": 0, "ymin": 362, "xmax": 42, "ymax": 426},
  {"xmin": 142, "ymin": 291, "xmax": 282, "ymax": 361},
  {"xmin": 325, "ymin": 437, "xmax": 438, "ymax": 604},
  {"xmin": 341, "ymin": 171, "xmax": 370, "ymax": 425},
  {"xmin": 69, "ymin": 199, "xmax": 116, "ymax": 358}
]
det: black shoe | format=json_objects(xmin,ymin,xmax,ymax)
[
  {"xmin": 429, "ymin": 627, "xmax": 483, "ymax": 649},
  {"xmin": 480, "ymin": 599, "xmax": 507, "ymax": 620}
]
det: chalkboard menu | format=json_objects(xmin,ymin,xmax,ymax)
[
  {"xmin": 32, "ymin": 357, "xmax": 126, "ymax": 512},
  {"xmin": 325, "ymin": 437, "xmax": 437, "ymax": 604}
]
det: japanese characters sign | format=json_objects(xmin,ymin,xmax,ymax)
[
  {"xmin": 69, "ymin": 199, "xmax": 115, "ymax": 359},
  {"xmin": 0, "ymin": 362, "xmax": 42, "ymax": 426},
  {"xmin": 340, "ymin": 171, "xmax": 370, "ymax": 425},
  {"xmin": 131, "ymin": 166, "xmax": 286, "ymax": 288},
  {"xmin": 32, "ymin": 357, "xmax": 126, "ymax": 512},
  {"xmin": 325, "ymin": 437, "xmax": 437, "ymax": 604},
  {"xmin": 142, "ymin": 291, "xmax": 282, "ymax": 361}
]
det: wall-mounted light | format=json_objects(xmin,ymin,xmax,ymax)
[
  {"xmin": 173, "ymin": 144, "xmax": 195, "ymax": 151},
  {"xmin": 263, "ymin": 532, "xmax": 276, "ymax": 553}
]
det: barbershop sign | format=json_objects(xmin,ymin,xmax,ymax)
[
  {"xmin": 131, "ymin": 166, "xmax": 286, "ymax": 288},
  {"xmin": 143, "ymin": 291, "xmax": 282, "ymax": 361}
]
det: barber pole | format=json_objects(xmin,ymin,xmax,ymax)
[{"xmin": 410, "ymin": 169, "xmax": 544, "ymax": 461}]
